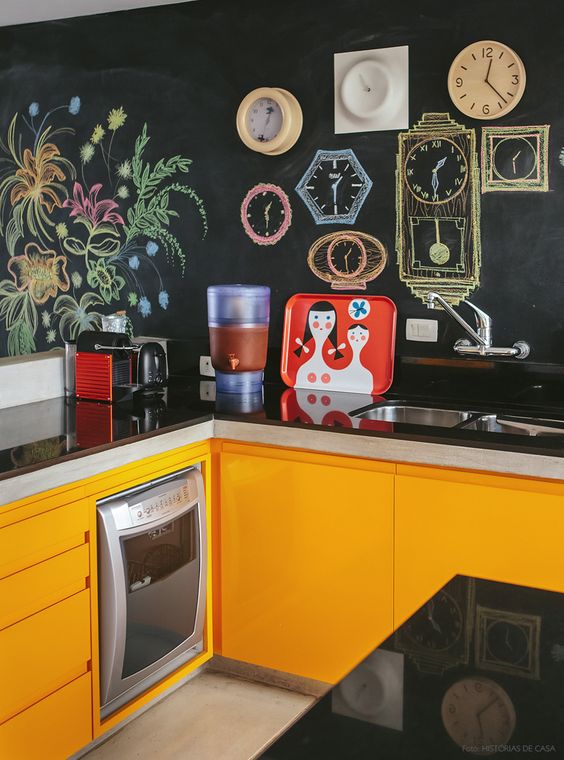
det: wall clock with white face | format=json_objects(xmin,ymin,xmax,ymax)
[
  {"xmin": 447, "ymin": 40, "xmax": 526, "ymax": 120},
  {"xmin": 240, "ymin": 183, "xmax": 292, "ymax": 245},
  {"xmin": 335, "ymin": 46, "xmax": 409, "ymax": 134},
  {"xmin": 296, "ymin": 149, "xmax": 372, "ymax": 225},
  {"xmin": 236, "ymin": 87, "xmax": 303, "ymax": 155}
]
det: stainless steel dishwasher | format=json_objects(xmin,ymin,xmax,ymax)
[{"xmin": 97, "ymin": 466, "xmax": 207, "ymax": 718}]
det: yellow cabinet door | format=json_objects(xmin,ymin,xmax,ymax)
[
  {"xmin": 395, "ymin": 465, "xmax": 564, "ymax": 629},
  {"xmin": 217, "ymin": 444, "xmax": 394, "ymax": 684},
  {"xmin": 0, "ymin": 673, "xmax": 92, "ymax": 760}
]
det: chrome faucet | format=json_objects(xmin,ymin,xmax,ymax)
[{"xmin": 426, "ymin": 291, "xmax": 530, "ymax": 359}]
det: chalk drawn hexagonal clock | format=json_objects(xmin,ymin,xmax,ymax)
[{"xmin": 295, "ymin": 149, "xmax": 372, "ymax": 225}]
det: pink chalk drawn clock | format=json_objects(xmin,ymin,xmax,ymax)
[{"xmin": 241, "ymin": 183, "xmax": 292, "ymax": 245}]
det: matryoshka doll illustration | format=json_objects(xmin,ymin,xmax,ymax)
[
  {"xmin": 343, "ymin": 323, "xmax": 373, "ymax": 394},
  {"xmin": 294, "ymin": 300, "xmax": 344, "ymax": 389}
]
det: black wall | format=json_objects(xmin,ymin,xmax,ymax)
[{"xmin": 1, "ymin": 0, "xmax": 564, "ymax": 363}]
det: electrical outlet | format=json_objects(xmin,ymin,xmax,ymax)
[
  {"xmin": 199, "ymin": 355, "xmax": 215, "ymax": 377},
  {"xmin": 199, "ymin": 380, "xmax": 216, "ymax": 401}
]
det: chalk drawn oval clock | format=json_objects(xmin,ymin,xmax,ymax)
[{"xmin": 241, "ymin": 183, "xmax": 292, "ymax": 245}]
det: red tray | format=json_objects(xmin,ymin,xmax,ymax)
[{"xmin": 280, "ymin": 294, "xmax": 397, "ymax": 395}]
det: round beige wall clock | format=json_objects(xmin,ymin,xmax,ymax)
[
  {"xmin": 447, "ymin": 40, "xmax": 526, "ymax": 120},
  {"xmin": 236, "ymin": 87, "xmax": 303, "ymax": 155}
]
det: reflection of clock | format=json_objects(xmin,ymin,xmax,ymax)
[
  {"xmin": 308, "ymin": 230, "xmax": 387, "ymax": 290},
  {"xmin": 240, "ymin": 183, "xmax": 292, "ymax": 245},
  {"xmin": 475, "ymin": 606, "xmax": 540, "ymax": 679},
  {"xmin": 296, "ymin": 149, "xmax": 372, "ymax": 224},
  {"xmin": 405, "ymin": 137, "xmax": 468, "ymax": 204},
  {"xmin": 447, "ymin": 40, "xmax": 526, "ymax": 120},
  {"xmin": 327, "ymin": 234, "xmax": 367, "ymax": 278},
  {"xmin": 403, "ymin": 590, "xmax": 463, "ymax": 651},
  {"xmin": 396, "ymin": 113, "xmax": 481, "ymax": 306},
  {"xmin": 441, "ymin": 677, "xmax": 516, "ymax": 755},
  {"xmin": 395, "ymin": 576, "xmax": 475, "ymax": 674},
  {"xmin": 236, "ymin": 87, "xmax": 303, "ymax": 155},
  {"xmin": 482, "ymin": 126, "xmax": 549, "ymax": 192}
]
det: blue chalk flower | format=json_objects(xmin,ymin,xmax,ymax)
[
  {"xmin": 138, "ymin": 297, "xmax": 152, "ymax": 318},
  {"xmin": 146, "ymin": 240, "xmax": 159, "ymax": 257},
  {"xmin": 128, "ymin": 255, "xmax": 140, "ymax": 270},
  {"xmin": 28, "ymin": 102, "xmax": 39, "ymax": 117},
  {"xmin": 68, "ymin": 96, "xmax": 81, "ymax": 115},
  {"xmin": 158, "ymin": 290, "xmax": 169, "ymax": 310}
]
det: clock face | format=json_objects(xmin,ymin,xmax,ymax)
[
  {"xmin": 403, "ymin": 590, "xmax": 463, "ymax": 651},
  {"xmin": 341, "ymin": 59, "xmax": 392, "ymax": 119},
  {"xmin": 241, "ymin": 184, "xmax": 292, "ymax": 245},
  {"xmin": 405, "ymin": 138, "xmax": 468, "ymax": 204},
  {"xmin": 448, "ymin": 40, "xmax": 526, "ymax": 120},
  {"xmin": 486, "ymin": 620, "xmax": 530, "ymax": 666},
  {"xmin": 296, "ymin": 149, "xmax": 372, "ymax": 224},
  {"xmin": 327, "ymin": 235, "xmax": 367, "ymax": 278},
  {"xmin": 492, "ymin": 136, "xmax": 537, "ymax": 181},
  {"xmin": 441, "ymin": 677, "xmax": 516, "ymax": 755},
  {"xmin": 245, "ymin": 97, "xmax": 283, "ymax": 143}
]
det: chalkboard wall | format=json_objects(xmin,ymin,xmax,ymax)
[{"xmin": 1, "ymin": 0, "xmax": 564, "ymax": 364}]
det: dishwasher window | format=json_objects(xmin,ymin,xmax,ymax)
[{"xmin": 121, "ymin": 507, "xmax": 200, "ymax": 679}]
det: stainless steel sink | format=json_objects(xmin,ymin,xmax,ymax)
[
  {"xmin": 353, "ymin": 404, "xmax": 472, "ymax": 427},
  {"xmin": 461, "ymin": 414, "xmax": 564, "ymax": 436}
]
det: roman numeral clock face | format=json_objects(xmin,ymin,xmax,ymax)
[
  {"xmin": 405, "ymin": 138, "xmax": 467, "ymax": 203},
  {"xmin": 448, "ymin": 40, "xmax": 526, "ymax": 120}
]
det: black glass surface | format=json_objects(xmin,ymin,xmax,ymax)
[{"xmin": 263, "ymin": 577, "xmax": 564, "ymax": 760}]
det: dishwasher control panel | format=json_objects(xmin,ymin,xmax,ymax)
[{"xmin": 128, "ymin": 481, "xmax": 195, "ymax": 526}]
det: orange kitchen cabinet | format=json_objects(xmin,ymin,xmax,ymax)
[
  {"xmin": 395, "ymin": 464, "xmax": 564, "ymax": 629},
  {"xmin": 216, "ymin": 442, "xmax": 394, "ymax": 685},
  {"xmin": 0, "ymin": 673, "xmax": 92, "ymax": 760}
]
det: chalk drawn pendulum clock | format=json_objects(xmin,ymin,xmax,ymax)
[{"xmin": 396, "ymin": 112, "xmax": 481, "ymax": 306}]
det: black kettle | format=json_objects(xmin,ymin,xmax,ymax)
[{"xmin": 137, "ymin": 342, "xmax": 167, "ymax": 393}]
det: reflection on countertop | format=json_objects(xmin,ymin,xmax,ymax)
[{"xmin": 263, "ymin": 577, "xmax": 564, "ymax": 760}]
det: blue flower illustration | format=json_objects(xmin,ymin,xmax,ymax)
[
  {"xmin": 351, "ymin": 300, "xmax": 368, "ymax": 319},
  {"xmin": 138, "ymin": 296, "xmax": 152, "ymax": 318},
  {"xmin": 158, "ymin": 290, "xmax": 169, "ymax": 310},
  {"xmin": 28, "ymin": 102, "xmax": 39, "ymax": 117},
  {"xmin": 146, "ymin": 240, "xmax": 159, "ymax": 257},
  {"xmin": 68, "ymin": 96, "xmax": 81, "ymax": 115},
  {"xmin": 128, "ymin": 255, "xmax": 140, "ymax": 270}
]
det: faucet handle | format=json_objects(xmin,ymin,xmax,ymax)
[{"xmin": 464, "ymin": 300, "xmax": 492, "ymax": 345}]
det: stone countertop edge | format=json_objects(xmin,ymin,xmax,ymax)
[{"xmin": 3, "ymin": 416, "xmax": 564, "ymax": 508}]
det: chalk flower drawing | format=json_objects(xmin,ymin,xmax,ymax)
[{"xmin": 0, "ymin": 98, "xmax": 207, "ymax": 355}]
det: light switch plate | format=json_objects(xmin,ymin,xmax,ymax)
[{"xmin": 406, "ymin": 318, "xmax": 438, "ymax": 342}]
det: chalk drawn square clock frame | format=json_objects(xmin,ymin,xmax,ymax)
[
  {"xmin": 334, "ymin": 46, "xmax": 409, "ymax": 134},
  {"xmin": 475, "ymin": 605, "xmax": 540, "ymax": 679},
  {"xmin": 481, "ymin": 126, "xmax": 549, "ymax": 192},
  {"xmin": 295, "ymin": 149, "xmax": 372, "ymax": 225}
]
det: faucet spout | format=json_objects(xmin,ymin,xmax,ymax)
[{"xmin": 426, "ymin": 291, "xmax": 488, "ymax": 347}]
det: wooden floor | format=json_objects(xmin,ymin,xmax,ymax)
[{"xmin": 84, "ymin": 671, "xmax": 315, "ymax": 760}]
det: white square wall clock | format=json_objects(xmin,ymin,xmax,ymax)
[{"xmin": 334, "ymin": 46, "xmax": 409, "ymax": 134}]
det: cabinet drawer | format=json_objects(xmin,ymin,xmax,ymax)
[
  {"xmin": 0, "ymin": 673, "xmax": 92, "ymax": 759},
  {"xmin": 0, "ymin": 544, "xmax": 89, "ymax": 630},
  {"xmin": 0, "ymin": 590, "xmax": 91, "ymax": 723},
  {"xmin": 0, "ymin": 499, "xmax": 89, "ymax": 579}
]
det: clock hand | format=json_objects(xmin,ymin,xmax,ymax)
[
  {"xmin": 484, "ymin": 60, "xmax": 507, "ymax": 103},
  {"xmin": 332, "ymin": 175, "xmax": 343, "ymax": 204},
  {"xmin": 431, "ymin": 157, "xmax": 447, "ymax": 199},
  {"xmin": 264, "ymin": 201, "xmax": 272, "ymax": 231},
  {"xmin": 426, "ymin": 599, "xmax": 442, "ymax": 633},
  {"xmin": 512, "ymin": 150, "xmax": 522, "ymax": 174},
  {"xmin": 344, "ymin": 246, "xmax": 352, "ymax": 273},
  {"xmin": 359, "ymin": 73, "xmax": 371, "ymax": 92}
]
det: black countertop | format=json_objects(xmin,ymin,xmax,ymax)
[
  {"xmin": 263, "ymin": 575, "xmax": 564, "ymax": 760},
  {"xmin": 4, "ymin": 357, "xmax": 564, "ymax": 483}
]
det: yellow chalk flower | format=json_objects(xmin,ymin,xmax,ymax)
[
  {"xmin": 55, "ymin": 222, "xmax": 68, "ymax": 239},
  {"xmin": 91, "ymin": 124, "xmax": 105, "ymax": 144},
  {"xmin": 107, "ymin": 107, "xmax": 127, "ymax": 131}
]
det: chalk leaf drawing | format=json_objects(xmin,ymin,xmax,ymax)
[{"xmin": 0, "ymin": 98, "xmax": 207, "ymax": 355}]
